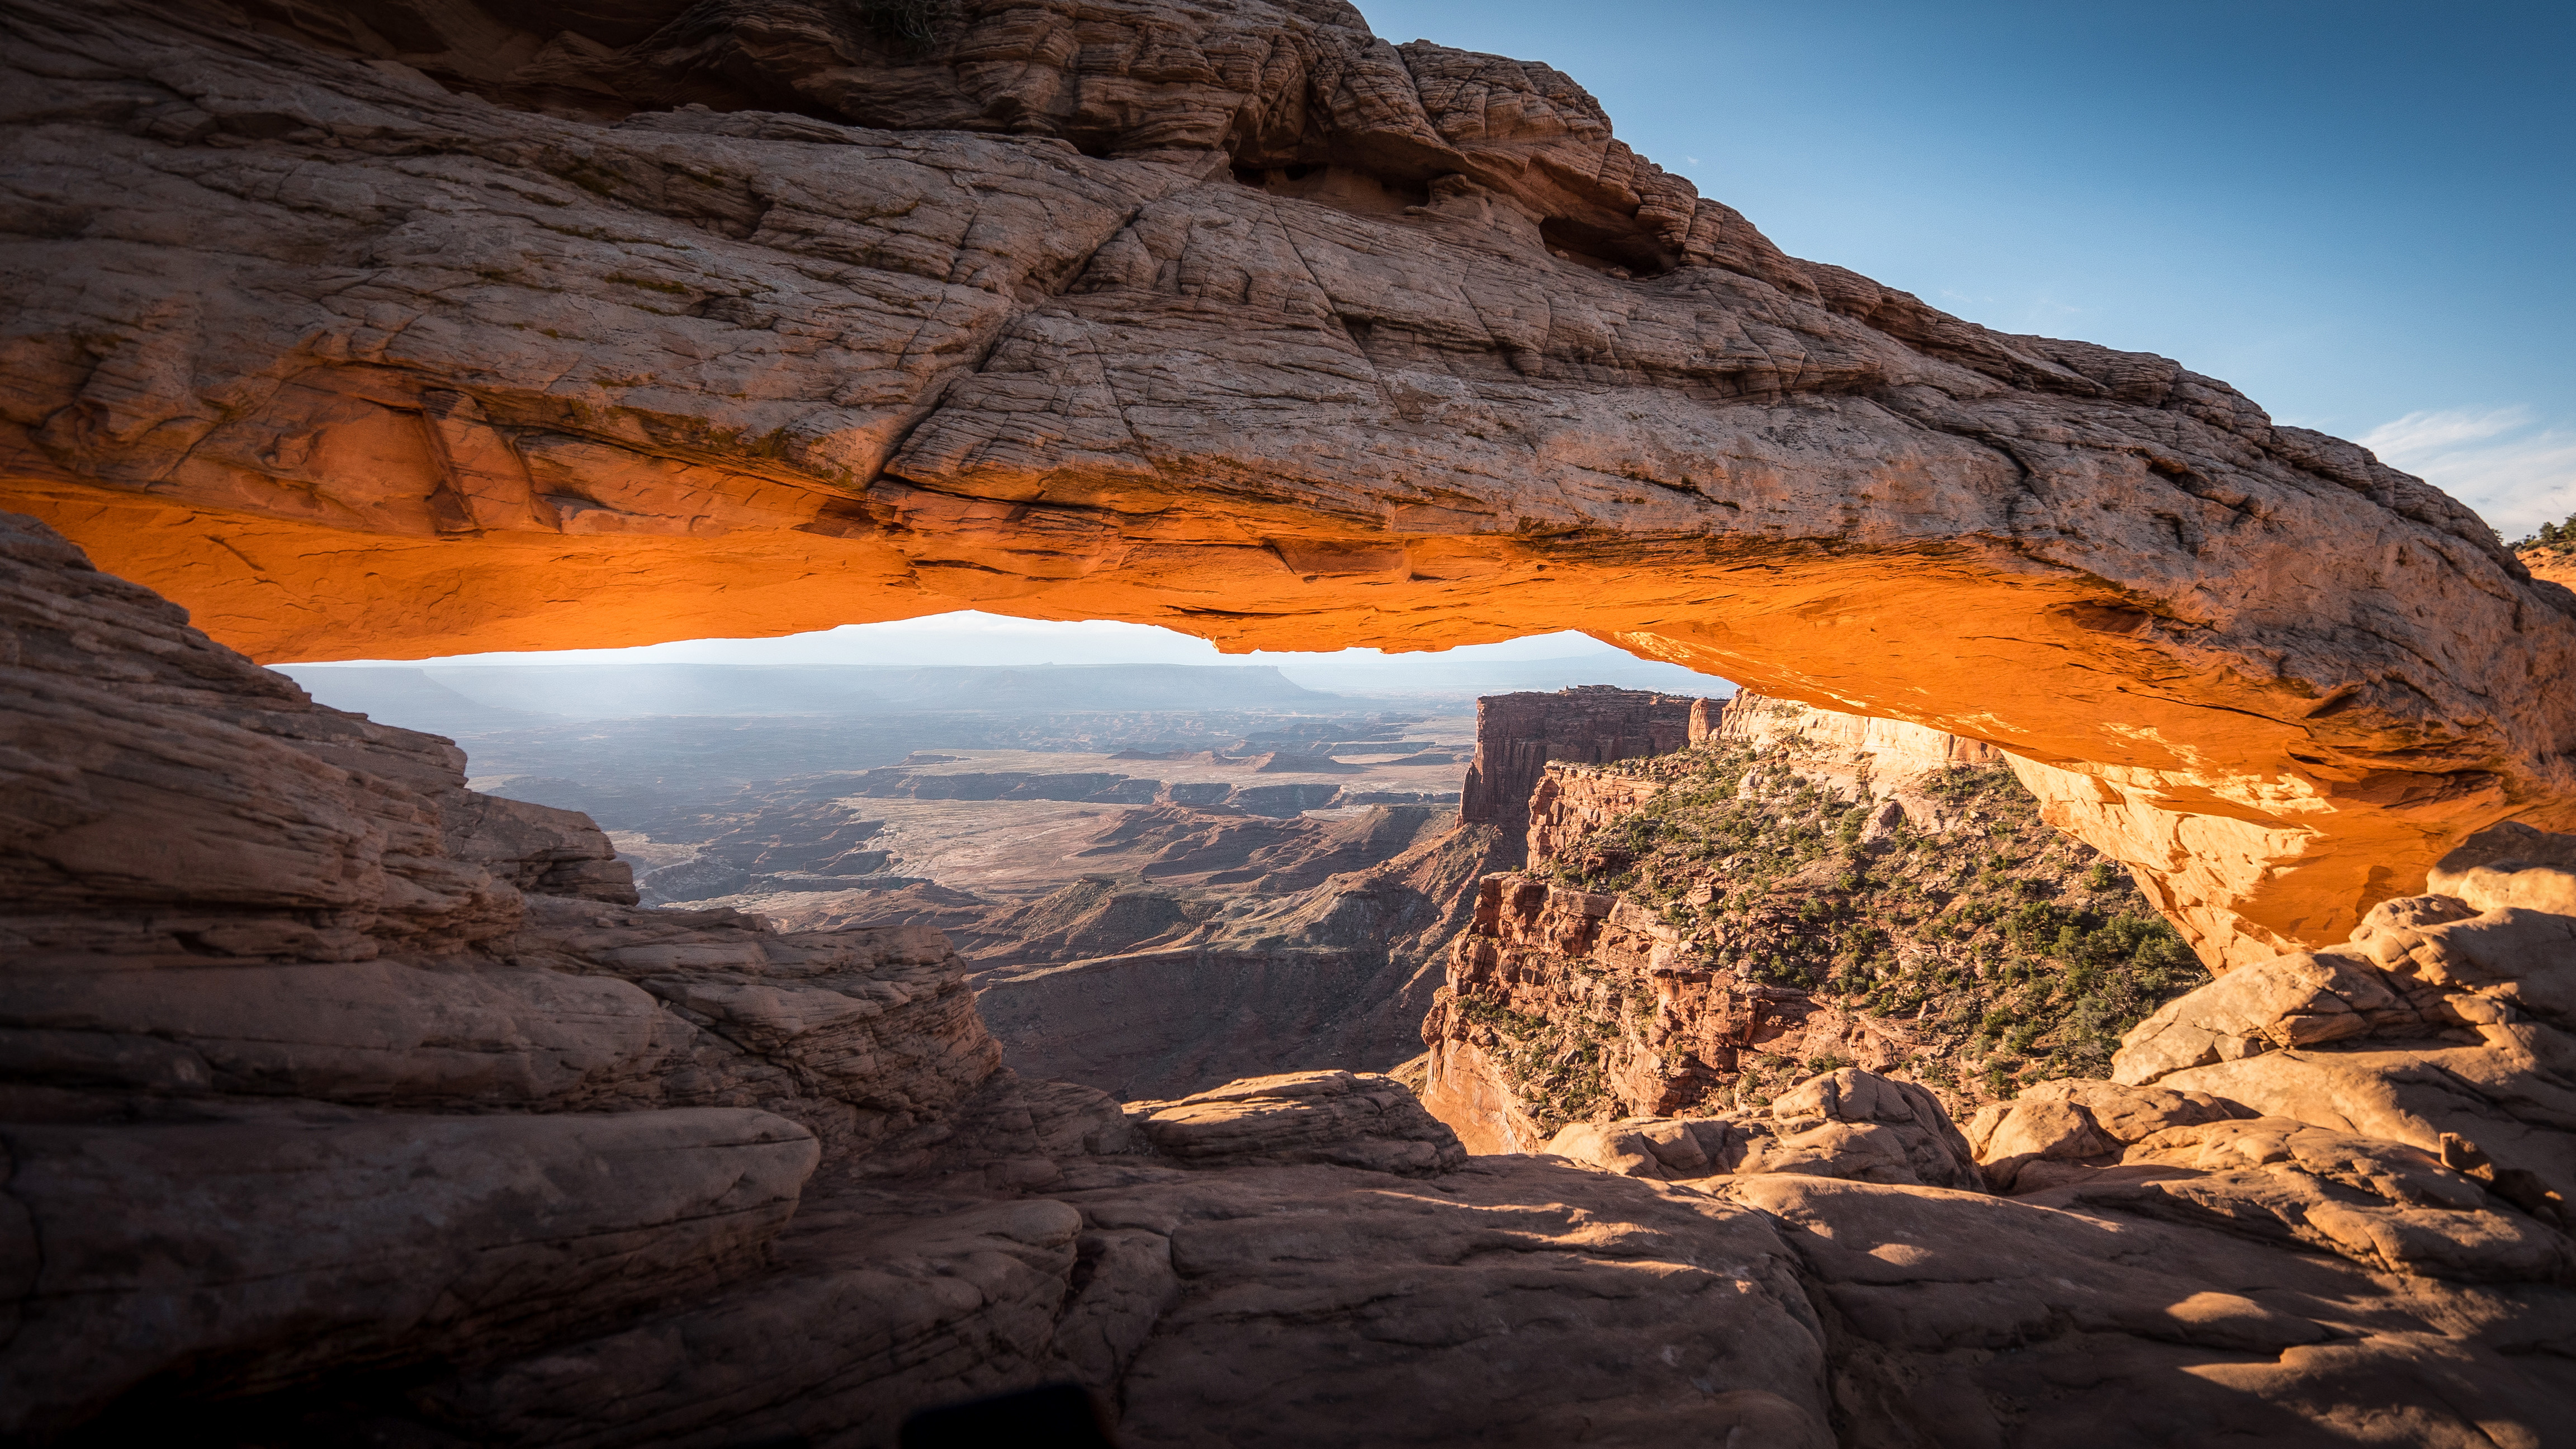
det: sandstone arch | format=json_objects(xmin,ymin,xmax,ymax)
[{"xmin": 3, "ymin": 0, "xmax": 2572, "ymax": 968}]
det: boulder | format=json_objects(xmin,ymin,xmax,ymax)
[
  {"xmin": 1124, "ymin": 1071, "xmax": 1469, "ymax": 1176},
  {"xmin": 1543, "ymin": 1068, "xmax": 1985, "ymax": 1192},
  {"xmin": 2111, "ymin": 948, "xmax": 2422, "ymax": 1083},
  {"xmin": 2350, "ymin": 892, "xmax": 2576, "ymax": 1030},
  {"xmin": 2428, "ymin": 822, "xmax": 2576, "ymax": 917},
  {"xmin": 1966, "ymin": 1079, "xmax": 2255, "ymax": 1192},
  {"xmin": 1724, "ymin": 1173, "xmax": 2576, "ymax": 1446},
  {"xmin": 0, "ymin": 1106, "xmax": 818, "ymax": 1439},
  {"xmin": 2113, "ymin": 853, "xmax": 2576, "ymax": 1228},
  {"xmin": 2038, "ymin": 1116, "xmax": 2576, "ymax": 1284}
]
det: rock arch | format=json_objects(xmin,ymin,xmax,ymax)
[{"xmin": 3, "ymin": 0, "xmax": 2572, "ymax": 967}]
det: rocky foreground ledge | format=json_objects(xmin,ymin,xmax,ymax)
[{"xmin": 3, "ymin": 512, "xmax": 2573, "ymax": 1444}]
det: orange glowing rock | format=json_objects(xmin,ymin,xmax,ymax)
[{"xmin": 3, "ymin": 0, "xmax": 2572, "ymax": 969}]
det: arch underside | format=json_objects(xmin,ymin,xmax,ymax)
[{"xmin": 4, "ymin": 0, "xmax": 2572, "ymax": 969}]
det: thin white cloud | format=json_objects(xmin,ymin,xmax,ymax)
[{"xmin": 2358, "ymin": 406, "xmax": 2576, "ymax": 538}]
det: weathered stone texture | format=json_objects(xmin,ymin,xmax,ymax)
[
  {"xmin": 1124, "ymin": 1067, "xmax": 1466, "ymax": 1174},
  {"xmin": 5, "ymin": 0, "xmax": 2576, "ymax": 1437},
  {"xmin": 1456, "ymin": 686, "xmax": 1692, "ymax": 863},
  {"xmin": 5, "ymin": 514, "xmax": 2575, "ymax": 1443},
  {"xmin": 1422, "ymin": 693, "xmax": 2168, "ymax": 1147},
  {"xmin": 0, "ymin": 0, "xmax": 2569, "ymax": 962}
]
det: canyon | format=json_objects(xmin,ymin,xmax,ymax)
[
  {"xmin": 541, "ymin": 690, "xmax": 1693, "ymax": 1101},
  {"xmin": 6, "ymin": 0, "xmax": 2576, "ymax": 1441},
  {"xmin": 2, "ymin": 0, "xmax": 2572, "ymax": 965},
  {"xmin": 292, "ymin": 655, "xmax": 1713, "ymax": 1103},
  {"xmin": 8, "ymin": 512, "xmax": 2576, "ymax": 1444}
]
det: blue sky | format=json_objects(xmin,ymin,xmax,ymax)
[{"xmin": 1364, "ymin": 0, "xmax": 2575, "ymax": 536}]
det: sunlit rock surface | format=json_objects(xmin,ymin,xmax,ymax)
[
  {"xmin": 2, "ymin": 0, "xmax": 2572, "ymax": 963},
  {"xmin": 1420, "ymin": 692, "xmax": 2213, "ymax": 1149},
  {"xmin": 5, "ymin": 513, "xmax": 2574, "ymax": 1442}
]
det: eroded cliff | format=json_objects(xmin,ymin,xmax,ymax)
[
  {"xmin": 2, "ymin": 0, "xmax": 2572, "ymax": 965},
  {"xmin": 6, "ymin": 513, "xmax": 2575, "ymax": 1445},
  {"xmin": 1457, "ymin": 685, "xmax": 1693, "ymax": 865},
  {"xmin": 1421, "ymin": 692, "xmax": 2212, "ymax": 1150}
]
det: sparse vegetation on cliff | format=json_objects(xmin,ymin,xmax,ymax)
[
  {"xmin": 856, "ymin": 0, "xmax": 954, "ymax": 50},
  {"xmin": 1528, "ymin": 739, "xmax": 2208, "ymax": 1105},
  {"xmin": 2516, "ymin": 513, "xmax": 2576, "ymax": 561}
]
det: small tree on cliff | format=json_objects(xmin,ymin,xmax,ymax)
[{"xmin": 2512, "ymin": 514, "xmax": 2573, "ymax": 551}]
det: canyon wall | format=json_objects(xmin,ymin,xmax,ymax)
[
  {"xmin": 1, "ymin": 0, "xmax": 2572, "ymax": 966},
  {"xmin": 1694, "ymin": 689, "xmax": 2009, "ymax": 773},
  {"xmin": 1422, "ymin": 691, "xmax": 2212, "ymax": 1150},
  {"xmin": 2526, "ymin": 542, "xmax": 2576, "ymax": 591},
  {"xmin": 976, "ymin": 686, "xmax": 1698, "ymax": 1096},
  {"xmin": 1457, "ymin": 685, "xmax": 1696, "ymax": 864},
  {"xmin": 8, "ymin": 516, "xmax": 2576, "ymax": 1440}
]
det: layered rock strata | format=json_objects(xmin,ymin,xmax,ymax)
[
  {"xmin": 0, "ymin": 512, "xmax": 989, "ymax": 1430},
  {"xmin": 7, "ymin": 517, "xmax": 2575, "ymax": 1443},
  {"xmin": 1457, "ymin": 686, "xmax": 1695, "ymax": 864},
  {"xmin": 1422, "ymin": 693, "xmax": 2207, "ymax": 1150},
  {"xmin": 973, "ymin": 687, "xmax": 1724, "ymax": 1097},
  {"xmin": 971, "ymin": 815, "xmax": 1498, "ymax": 1098},
  {"xmin": 1954, "ymin": 831, "xmax": 2576, "ymax": 1287},
  {"xmin": 3, "ymin": 0, "xmax": 2573, "ymax": 966}
]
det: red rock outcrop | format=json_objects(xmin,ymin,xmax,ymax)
[
  {"xmin": 8, "ymin": 513, "xmax": 2575, "ymax": 1443},
  {"xmin": 1457, "ymin": 685, "xmax": 1693, "ymax": 864},
  {"xmin": 1951, "ymin": 831, "xmax": 2576, "ymax": 1285},
  {"xmin": 2, "ymin": 0, "xmax": 2571, "ymax": 965},
  {"xmin": 0, "ymin": 512, "xmax": 993, "ymax": 1430},
  {"xmin": 1422, "ymin": 691, "xmax": 2209, "ymax": 1149}
]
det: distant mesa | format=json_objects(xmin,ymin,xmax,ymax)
[
  {"xmin": 1461, "ymin": 688, "xmax": 1701, "ymax": 866},
  {"xmin": 1241, "ymin": 750, "xmax": 1363, "ymax": 774}
]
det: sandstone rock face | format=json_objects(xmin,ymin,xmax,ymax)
[
  {"xmin": 1723, "ymin": 1172, "xmax": 2574, "ymax": 1448},
  {"xmin": 1420, "ymin": 694, "xmax": 2208, "ymax": 1150},
  {"xmin": 1457, "ymin": 686, "xmax": 1693, "ymax": 864},
  {"xmin": 1544, "ymin": 1067, "xmax": 1984, "ymax": 1191},
  {"xmin": 0, "ymin": 513, "xmax": 990, "ymax": 1432},
  {"xmin": 1694, "ymin": 689, "xmax": 2009, "ymax": 774},
  {"xmin": 2526, "ymin": 543, "xmax": 2576, "ymax": 591},
  {"xmin": 2, "ymin": 0, "xmax": 2571, "ymax": 966},
  {"xmin": 4, "ymin": 1106, "xmax": 820, "ymax": 1432},
  {"xmin": 8, "ymin": 515, "xmax": 2576, "ymax": 1445},
  {"xmin": 967, "ymin": 811, "xmax": 1499, "ymax": 1100},
  {"xmin": 1964, "ymin": 1077, "xmax": 2252, "ymax": 1191},
  {"xmin": 1124, "ymin": 1068, "xmax": 1469, "ymax": 1175},
  {"xmin": 1422, "ymin": 870, "xmax": 1937, "ymax": 1148},
  {"xmin": 2106, "ymin": 840, "xmax": 2576, "ymax": 1229},
  {"xmin": 1946, "ymin": 836, "xmax": 2576, "ymax": 1294}
]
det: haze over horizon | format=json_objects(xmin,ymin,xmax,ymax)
[{"xmin": 290, "ymin": 618, "xmax": 1736, "ymax": 702}]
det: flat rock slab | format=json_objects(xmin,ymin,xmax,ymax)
[{"xmin": 0, "ymin": 1105, "xmax": 818, "ymax": 1437}]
